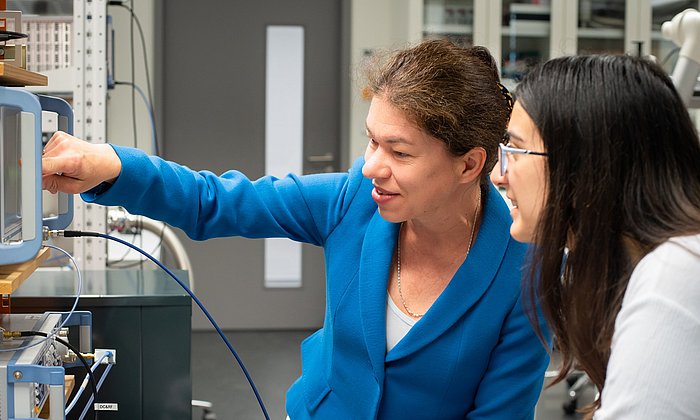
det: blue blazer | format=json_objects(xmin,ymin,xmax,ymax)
[{"xmin": 85, "ymin": 146, "xmax": 549, "ymax": 419}]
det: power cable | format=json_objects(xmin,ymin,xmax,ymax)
[
  {"xmin": 109, "ymin": 1, "xmax": 159, "ymax": 155},
  {"xmin": 49, "ymin": 230, "xmax": 271, "ymax": 420}
]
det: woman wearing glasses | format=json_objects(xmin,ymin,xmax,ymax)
[
  {"xmin": 43, "ymin": 39, "xmax": 549, "ymax": 419},
  {"xmin": 491, "ymin": 54, "xmax": 700, "ymax": 419}
]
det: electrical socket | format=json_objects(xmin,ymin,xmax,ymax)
[{"xmin": 95, "ymin": 348, "xmax": 117, "ymax": 364}]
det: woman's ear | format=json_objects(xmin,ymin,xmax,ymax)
[{"xmin": 459, "ymin": 147, "xmax": 486, "ymax": 183}]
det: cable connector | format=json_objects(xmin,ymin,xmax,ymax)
[
  {"xmin": 43, "ymin": 228, "xmax": 64, "ymax": 240},
  {"xmin": 44, "ymin": 230, "xmax": 102, "ymax": 239},
  {"xmin": 63, "ymin": 350, "xmax": 78, "ymax": 364},
  {"xmin": 2, "ymin": 331, "xmax": 43, "ymax": 338},
  {"xmin": 95, "ymin": 349, "xmax": 117, "ymax": 365},
  {"xmin": 2, "ymin": 331, "xmax": 23, "ymax": 339}
]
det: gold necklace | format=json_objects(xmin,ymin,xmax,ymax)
[{"xmin": 396, "ymin": 191, "xmax": 481, "ymax": 318}]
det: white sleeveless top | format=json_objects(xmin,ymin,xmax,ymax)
[{"xmin": 386, "ymin": 294, "xmax": 417, "ymax": 352}]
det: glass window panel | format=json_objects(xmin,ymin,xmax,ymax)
[
  {"xmin": 501, "ymin": 0, "xmax": 551, "ymax": 82},
  {"xmin": 423, "ymin": 0, "xmax": 475, "ymax": 47},
  {"xmin": 578, "ymin": 0, "xmax": 626, "ymax": 55}
]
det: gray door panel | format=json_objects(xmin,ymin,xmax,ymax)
[{"xmin": 161, "ymin": 0, "xmax": 342, "ymax": 329}]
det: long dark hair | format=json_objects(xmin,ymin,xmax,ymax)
[
  {"xmin": 517, "ymin": 55, "xmax": 700, "ymax": 416},
  {"xmin": 363, "ymin": 39, "xmax": 512, "ymax": 186}
]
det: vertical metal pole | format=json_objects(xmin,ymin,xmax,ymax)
[
  {"xmin": 473, "ymin": 0, "xmax": 502, "ymax": 73},
  {"xmin": 550, "ymin": 0, "xmax": 578, "ymax": 58},
  {"xmin": 73, "ymin": 0, "xmax": 108, "ymax": 275},
  {"xmin": 0, "ymin": 0, "xmax": 6, "ymax": 60},
  {"xmin": 49, "ymin": 384, "xmax": 64, "ymax": 420},
  {"xmin": 626, "ymin": 0, "xmax": 651, "ymax": 56}
]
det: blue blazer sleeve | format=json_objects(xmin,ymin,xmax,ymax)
[{"xmin": 82, "ymin": 145, "xmax": 365, "ymax": 244}]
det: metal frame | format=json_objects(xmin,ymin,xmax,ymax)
[
  {"xmin": 626, "ymin": 0, "xmax": 652, "ymax": 56},
  {"xmin": 72, "ymin": 0, "xmax": 108, "ymax": 271},
  {"xmin": 0, "ymin": 311, "xmax": 92, "ymax": 420}
]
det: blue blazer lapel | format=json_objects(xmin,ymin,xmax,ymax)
[
  {"xmin": 358, "ymin": 212, "xmax": 399, "ymax": 381},
  {"xmin": 386, "ymin": 185, "xmax": 513, "ymax": 361}
]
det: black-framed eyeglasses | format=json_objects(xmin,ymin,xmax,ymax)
[{"xmin": 498, "ymin": 143, "xmax": 548, "ymax": 176}]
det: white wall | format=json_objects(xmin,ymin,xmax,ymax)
[{"xmin": 347, "ymin": 0, "xmax": 423, "ymax": 165}]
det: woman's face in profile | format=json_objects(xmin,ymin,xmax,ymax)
[
  {"xmin": 491, "ymin": 101, "xmax": 547, "ymax": 243},
  {"xmin": 361, "ymin": 95, "xmax": 468, "ymax": 224}
]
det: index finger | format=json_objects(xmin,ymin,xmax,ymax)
[
  {"xmin": 41, "ymin": 156, "xmax": 64, "ymax": 176},
  {"xmin": 42, "ymin": 131, "xmax": 69, "ymax": 156}
]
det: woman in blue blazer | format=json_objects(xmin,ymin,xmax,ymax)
[{"xmin": 43, "ymin": 39, "xmax": 549, "ymax": 419}]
